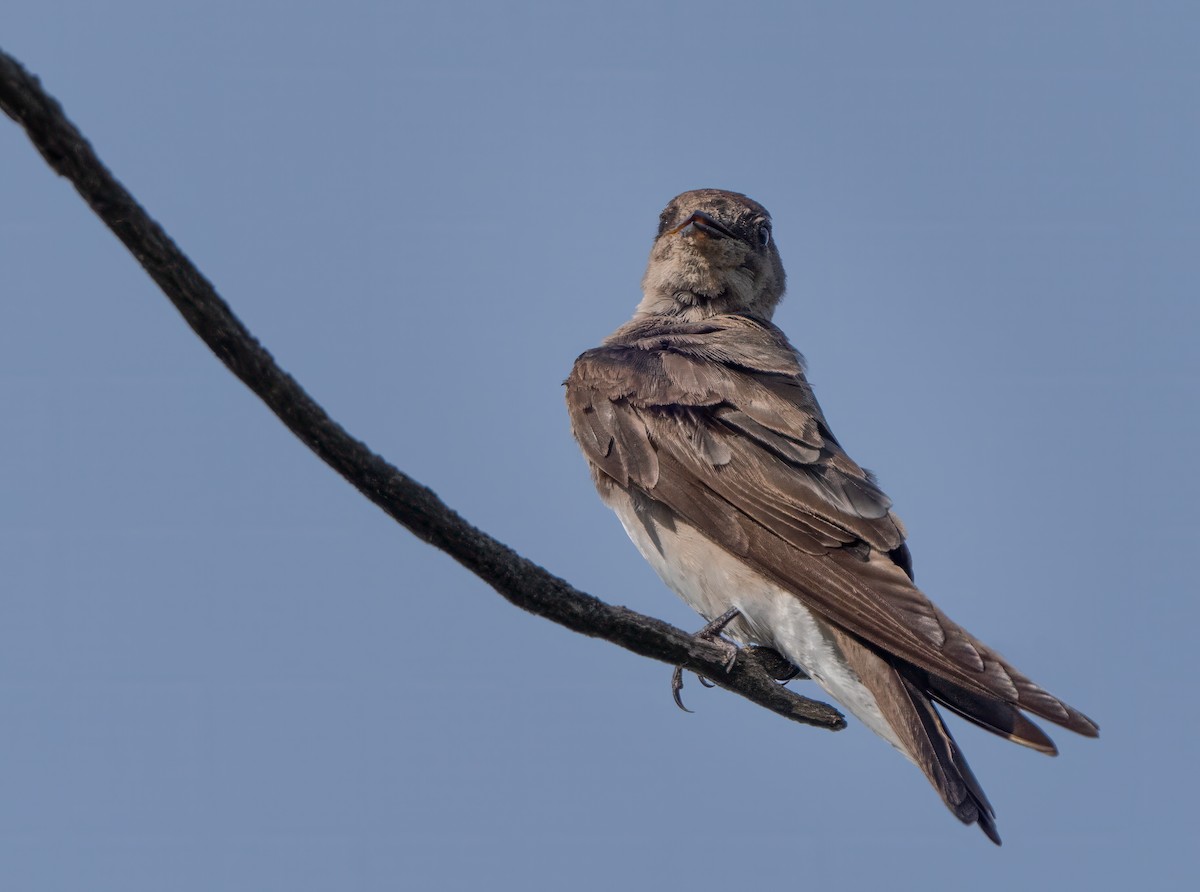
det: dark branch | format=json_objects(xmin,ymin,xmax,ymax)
[{"xmin": 0, "ymin": 47, "xmax": 843, "ymax": 731}]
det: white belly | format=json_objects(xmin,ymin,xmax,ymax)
[{"xmin": 608, "ymin": 491, "xmax": 906, "ymax": 753}]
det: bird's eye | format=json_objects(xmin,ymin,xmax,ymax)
[
  {"xmin": 658, "ymin": 208, "xmax": 676, "ymax": 237},
  {"xmin": 758, "ymin": 225, "xmax": 772, "ymax": 247}
]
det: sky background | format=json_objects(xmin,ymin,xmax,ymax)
[{"xmin": 1, "ymin": 2, "xmax": 1196, "ymax": 889}]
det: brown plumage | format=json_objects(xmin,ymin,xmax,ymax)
[{"xmin": 565, "ymin": 189, "xmax": 1097, "ymax": 844}]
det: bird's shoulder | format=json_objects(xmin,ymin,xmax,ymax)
[{"xmin": 566, "ymin": 313, "xmax": 807, "ymax": 406}]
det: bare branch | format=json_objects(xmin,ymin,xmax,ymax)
[{"xmin": 0, "ymin": 47, "xmax": 844, "ymax": 731}]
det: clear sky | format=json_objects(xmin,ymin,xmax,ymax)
[{"xmin": 1, "ymin": 2, "xmax": 1196, "ymax": 889}]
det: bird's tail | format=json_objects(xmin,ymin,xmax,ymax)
[
  {"xmin": 825, "ymin": 625, "xmax": 1001, "ymax": 844},
  {"xmin": 895, "ymin": 671, "xmax": 1001, "ymax": 845}
]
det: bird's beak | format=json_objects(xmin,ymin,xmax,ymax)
[{"xmin": 668, "ymin": 211, "xmax": 736, "ymax": 241}]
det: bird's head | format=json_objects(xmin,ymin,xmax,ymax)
[{"xmin": 637, "ymin": 189, "xmax": 786, "ymax": 321}]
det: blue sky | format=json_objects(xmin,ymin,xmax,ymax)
[{"xmin": 1, "ymin": 2, "xmax": 1196, "ymax": 889}]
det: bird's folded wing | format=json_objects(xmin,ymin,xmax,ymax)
[{"xmin": 566, "ymin": 319, "xmax": 1097, "ymax": 737}]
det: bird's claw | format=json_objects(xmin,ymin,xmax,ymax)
[
  {"xmin": 745, "ymin": 644, "xmax": 805, "ymax": 684},
  {"xmin": 671, "ymin": 607, "xmax": 741, "ymax": 712},
  {"xmin": 671, "ymin": 666, "xmax": 694, "ymax": 713},
  {"xmin": 775, "ymin": 665, "xmax": 801, "ymax": 684}
]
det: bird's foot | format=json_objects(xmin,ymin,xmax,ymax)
[
  {"xmin": 672, "ymin": 607, "xmax": 741, "ymax": 713},
  {"xmin": 745, "ymin": 645, "xmax": 806, "ymax": 684}
]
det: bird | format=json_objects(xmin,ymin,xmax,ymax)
[{"xmin": 564, "ymin": 188, "xmax": 1098, "ymax": 844}]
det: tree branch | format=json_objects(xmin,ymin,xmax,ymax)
[{"xmin": 0, "ymin": 47, "xmax": 844, "ymax": 731}]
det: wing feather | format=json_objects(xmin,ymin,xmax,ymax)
[{"xmin": 565, "ymin": 315, "xmax": 1098, "ymax": 738}]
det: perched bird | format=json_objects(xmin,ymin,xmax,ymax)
[{"xmin": 564, "ymin": 189, "xmax": 1097, "ymax": 844}]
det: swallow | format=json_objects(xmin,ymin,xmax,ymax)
[{"xmin": 564, "ymin": 189, "xmax": 1098, "ymax": 844}]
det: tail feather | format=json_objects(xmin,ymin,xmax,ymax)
[
  {"xmin": 896, "ymin": 672, "xmax": 1001, "ymax": 845},
  {"xmin": 827, "ymin": 626, "xmax": 1002, "ymax": 844}
]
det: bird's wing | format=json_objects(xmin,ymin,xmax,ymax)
[{"xmin": 565, "ymin": 315, "xmax": 1097, "ymax": 738}]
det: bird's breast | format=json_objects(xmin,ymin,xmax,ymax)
[{"xmin": 601, "ymin": 480, "xmax": 907, "ymax": 754}]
